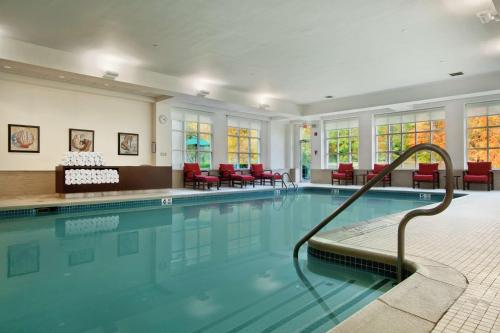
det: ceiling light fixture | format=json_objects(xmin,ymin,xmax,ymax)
[
  {"xmin": 3, "ymin": 65, "xmax": 12, "ymax": 69},
  {"xmin": 197, "ymin": 89, "xmax": 210, "ymax": 97},
  {"xmin": 102, "ymin": 70, "xmax": 119, "ymax": 80},
  {"xmin": 477, "ymin": 10, "xmax": 500, "ymax": 24},
  {"xmin": 58, "ymin": 75, "xmax": 65, "ymax": 79},
  {"xmin": 449, "ymin": 71, "xmax": 464, "ymax": 77},
  {"xmin": 325, "ymin": 95, "xmax": 334, "ymax": 99}
]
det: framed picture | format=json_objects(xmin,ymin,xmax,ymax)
[
  {"xmin": 118, "ymin": 132, "xmax": 139, "ymax": 156},
  {"xmin": 69, "ymin": 128, "xmax": 94, "ymax": 152},
  {"xmin": 118, "ymin": 231, "xmax": 139, "ymax": 256},
  {"xmin": 8, "ymin": 241, "xmax": 40, "ymax": 278},
  {"xmin": 8, "ymin": 124, "xmax": 40, "ymax": 153}
]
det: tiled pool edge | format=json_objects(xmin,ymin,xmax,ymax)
[
  {"xmin": 308, "ymin": 237, "xmax": 468, "ymax": 333},
  {"xmin": 0, "ymin": 187, "xmax": 298, "ymax": 218}
]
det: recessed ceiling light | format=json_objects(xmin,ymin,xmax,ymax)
[
  {"xmin": 3, "ymin": 65, "xmax": 12, "ymax": 69},
  {"xmin": 58, "ymin": 75, "xmax": 65, "ymax": 79},
  {"xmin": 325, "ymin": 95, "xmax": 334, "ymax": 99},
  {"xmin": 449, "ymin": 71, "xmax": 464, "ymax": 77}
]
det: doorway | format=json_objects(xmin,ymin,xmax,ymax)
[{"xmin": 299, "ymin": 125, "xmax": 312, "ymax": 182}]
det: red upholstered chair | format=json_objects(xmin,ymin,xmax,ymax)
[
  {"xmin": 219, "ymin": 164, "xmax": 255, "ymax": 188},
  {"xmin": 331, "ymin": 163, "xmax": 354, "ymax": 185},
  {"xmin": 463, "ymin": 162, "xmax": 494, "ymax": 191},
  {"xmin": 367, "ymin": 164, "xmax": 392, "ymax": 187},
  {"xmin": 412, "ymin": 163, "xmax": 440, "ymax": 189},
  {"xmin": 183, "ymin": 163, "xmax": 220, "ymax": 190},
  {"xmin": 250, "ymin": 164, "xmax": 282, "ymax": 187}
]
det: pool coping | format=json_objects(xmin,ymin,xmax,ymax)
[{"xmin": 308, "ymin": 237, "xmax": 468, "ymax": 333}]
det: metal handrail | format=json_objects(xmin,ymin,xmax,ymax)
[
  {"xmin": 279, "ymin": 172, "xmax": 298, "ymax": 190},
  {"xmin": 292, "ymin": 143, "xmax": 454, "ymax": 282}
]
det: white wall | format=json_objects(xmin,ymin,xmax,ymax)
[{"xmin": 0, "ymin": 74, "xmax": 154, "ymax": 170}]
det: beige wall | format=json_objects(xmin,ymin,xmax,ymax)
[{"xmin": 0, "ymin": 75, "xmax": 154, "ymax": 171}]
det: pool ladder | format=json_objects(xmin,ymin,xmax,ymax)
[
  {"xmin": 293, "ymin": 143, "xmax": 454, "ymax": 282},
  {"xmin": 279, "ymin": 172, "xmax": 298, "ymax": 190}
]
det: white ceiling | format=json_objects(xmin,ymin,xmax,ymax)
[{"xmin": 0, "ymin": 0, "xmax": 500, "ymax": 104}]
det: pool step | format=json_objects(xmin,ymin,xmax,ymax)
[{"xmin": 194, "ymin": 277, "xmax": 392, "ymax": 333}]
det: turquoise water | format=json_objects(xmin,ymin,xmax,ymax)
[{"xmin": 0, "ymin": 189, "xmax": 441, "ymax": 333}]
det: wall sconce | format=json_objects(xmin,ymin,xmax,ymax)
[{"xmin": 197, "ymin": 89, "xmax": 210, "ymax": 97}]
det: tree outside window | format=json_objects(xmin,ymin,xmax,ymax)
[
  {"xmin": 325, "ymin": 118, "xmax": 359, "ymax": 169},
  {"xmin": 375, "ymin": 110, "xmax": 446, "ymax": 169},
  {"xmin": 466, "ymin": 102, "xmax": 500, "ymax": 168},
  {"xmin": 227, "ymin": 117, "xmax": 261, "ymax": 169},
  {"xmin": 172, "ymin": 111, "xmax": 213, "ymax": 170}
]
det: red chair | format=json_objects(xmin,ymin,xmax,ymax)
[
  {"xmin": 219, "ymin": 164, "xmax": 255, "ymax": 188},
  {"xmin": 250, "ymin": 164, "xmax": 282, "ymax": 187},
  {"xmin": 413, "ymin": 163, "xmax": 440, "ymax": 189},
  {"xmin": 183, "ymin": 163, "xmax": 220, "ymax": 190},
  {"xmin": 367, "ymin": 164, "xmax": 392, "ymax": 187},
  {"xmin": 463, "ymin": 162, "xmax": 494, "ymax": 191},
  {"xmin": 331, "ymin": 163, "xmax": 354, "ymax": 185}
]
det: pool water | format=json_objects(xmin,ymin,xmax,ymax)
[{"xmin": 0, "ymin": 188, "xmax": 441, "ymax": 333}]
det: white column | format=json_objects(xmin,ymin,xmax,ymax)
[
  {"xmin": 444, "ymin": 101, "xmax": 465, "ymax": 169},
  {"xmin": 154, "ymin": 100, "xmax": 172, "ymax": 166}
]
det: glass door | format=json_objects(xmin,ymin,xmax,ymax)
[{"xmin": 299, "ymin": 126, "xmax": 312, "ymax": 182}]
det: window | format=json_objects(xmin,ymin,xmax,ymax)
[
  {"xmin": 374, "ymin": 109, "xmax": 446, "ymax": 168},
  {"xmin": 324, "ymin": 118, "xmax": 359, "ymax": 169},
  {"xmin": 466, "ymin": 101, "xmax": 500, "ymax": 168},
  {"xmin": 172, "ymin": 110, "xmax": 213, "ymax": 170},
  {"xmin": 227, "ymin": 117, "xmax": 261, "ymax": 169}
]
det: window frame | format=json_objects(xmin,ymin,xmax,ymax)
[
  {"xmin": 227, "ymin": 118, "xmax": 261, "ymax": 169},
  {"xmin": 465, "ymin": 101, "xmax": 500, "ymax": 169},
  {"xmin": 324, "ymin": 118, "xmax": 359, "ymax": 169},
  {"xmin": 172, "ymin": 113, "xmax": 213, "ymax": 170},
  {"xmin": 374, "ymin": 109, "xmax": 446, "ymax": 169}
]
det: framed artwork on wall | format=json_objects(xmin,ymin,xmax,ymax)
[
  {"xmin": 118, "ymin": 132, "xmax": 139, "ymax": 155},
  {"xmin": 8, "ymin": 124, "xmax": 40, "ymax": 153},
  {"xmin": 69, "ymin": 128, "xmax": 94, "ymax": 152}
]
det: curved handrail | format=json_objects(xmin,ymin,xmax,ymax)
[
  {"xmin": 280, "ymin": 172, "xmax": 298, "ymax": 190},
  {"xmin": 292, "ymin": 143, "xmax": 454, "ymax": 282}
]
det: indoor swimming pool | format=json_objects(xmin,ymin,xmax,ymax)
[{"xmin": 0, "ymin": 188, "xmax": 444, "ymax": 333}]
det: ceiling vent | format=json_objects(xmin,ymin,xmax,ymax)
[{"xmin": 449, "ymin": 71, "xmax": 464, "ymax": 77}]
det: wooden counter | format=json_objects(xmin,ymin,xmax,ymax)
[{"xmin": 55, "ymin": 165, "xmax": 172, "ymax": 194}]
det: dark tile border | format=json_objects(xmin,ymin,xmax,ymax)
[{"xmin": 308, "ymin": 246, "xmax": 410, "ymax": 279}]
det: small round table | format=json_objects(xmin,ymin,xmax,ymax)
[
  {"xmin": 355, "ymin": 174, "xmax": 367, "ymax": 185},
  {"xmin": 444, "ymin": 175, "xmax": 461, "ymax": 189}
]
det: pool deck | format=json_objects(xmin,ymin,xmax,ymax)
[
  {"xmin": 312, "ymin": 188, "xmax": 500, "ymax": 333},
  {"xmin": 1, "ymin": 184, "xmax": 499, "ymax": 332}
]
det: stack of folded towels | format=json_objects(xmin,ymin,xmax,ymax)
[
  {"xmin": 60, "ymin": 152, "xmax": 119, "ymax": 185},
  {"xmin": 61, "ymin": 152, "xmax": 105, "ymax": 166},
  {"xmin": 64, "ymin": 168, "xmax": 119, "ymax": 185}
]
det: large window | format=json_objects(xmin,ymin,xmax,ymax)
[
  {"xmin": 466, "ymin": 101, "xmax": 500, "ymax": 168},
  {"xmin": 227, "ymin": 117, "xmax": 261, "ymax": 169},
  {"xmin": 375, "ymin": 109, "xmax": 446, "ymax": 169},
  {"xmin": 324, "ymin": 118, "xmax": 359, "ymax": 169},
  {"xmin": 172, "ymin": 110, "xmax": 213, "ymax": 170}
]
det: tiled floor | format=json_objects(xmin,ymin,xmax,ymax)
[{"xmin": 318, "ymin": 191, "xmax": 500, "ymax": 333}]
